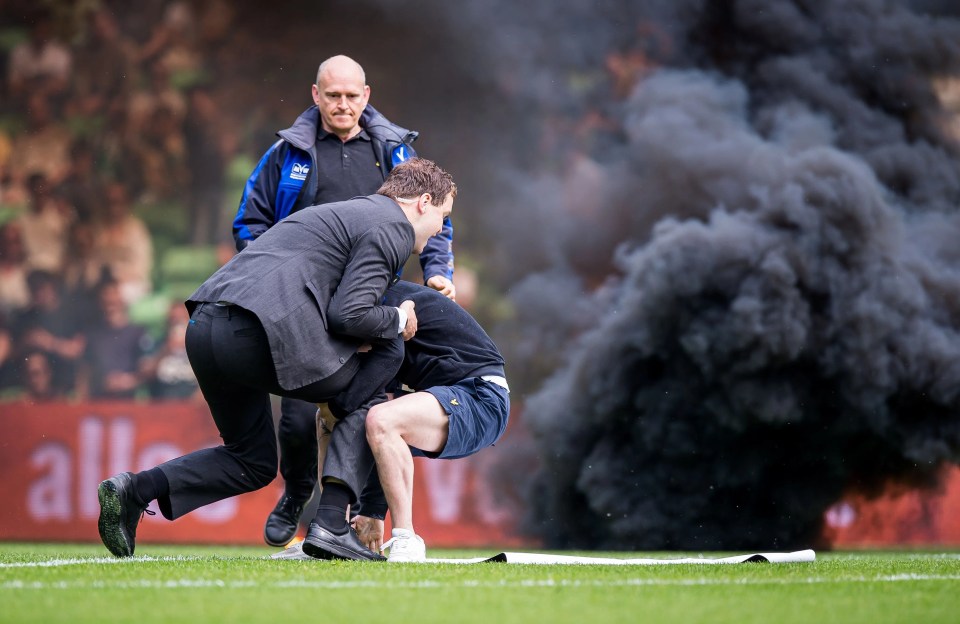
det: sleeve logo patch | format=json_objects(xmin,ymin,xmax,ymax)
[{"xmin": 290, "ymin": 163, "xmax": 310, "ymax": 181}]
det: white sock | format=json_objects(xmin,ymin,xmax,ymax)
[{"xmin": 392, "ymin": 528, "xmax": 414, "ymax": 538}]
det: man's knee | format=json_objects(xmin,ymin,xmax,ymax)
[
  {"xmin": 365, "ymin": 403, "xmax": 397, "ymax": 447},
  {"xmin": 246, "ymin": 442, "xmax": 279, "ymax": 490}
]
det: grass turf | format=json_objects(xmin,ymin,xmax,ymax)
[{"xmin": 1, "ymin": 544, "xmax": 958, "ymax": 624}]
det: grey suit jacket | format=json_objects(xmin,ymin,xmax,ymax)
[{"xmin": 188, "ymin": 194, "xmax": 415, "ymax": 390}]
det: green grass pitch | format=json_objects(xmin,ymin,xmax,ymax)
[{"xmin": 2, "ymin": 544, "xmax": 958, "ymax": 624}]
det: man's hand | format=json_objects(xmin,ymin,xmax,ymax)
[
  {"xmin": 426, "ymin": 275, "xmax": 456, "ymax": 301},
  {"xmin": 400, "ymin": 299, "xmax": 417, "ymax": 340},
  {"xmin": 351, "ymin": 515, "xmax": 385, "ymax": 553}
]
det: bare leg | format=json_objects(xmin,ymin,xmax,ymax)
[{"xmin": 365, "ymin": 392, "xmax": 448, "ymax": 530}]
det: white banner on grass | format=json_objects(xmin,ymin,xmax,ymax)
[
  {"xmin": 428, "ymin": 549, "xmax": 816, "ymax": 565},
  {"xmin": 270, "ymin": 543, "xmax": 815, "ymax": 564}
]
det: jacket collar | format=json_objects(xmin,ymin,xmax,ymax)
[{"xmin": 278, "ymin": 104, "xmax": 418, "ymax": 151}]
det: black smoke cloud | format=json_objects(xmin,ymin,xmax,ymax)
[
  {"xmin": 457, "ymin": 0, "xmax": 960, "ymax": 549},
  {"xmin": 328, "ymin": 0, "xmax": 960, "ymax": 548}
]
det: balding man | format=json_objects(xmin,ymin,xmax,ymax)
[{"xmin": 232, "ymin": 55, "xmax": 456, "ymax": 549}]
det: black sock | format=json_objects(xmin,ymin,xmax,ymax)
[
  {"xmin": 313, "ymin": 481, "xmax": 352, "ymax": 533},
  {"xmin": 134, "ymin": 467, "xmax": 169, "ymax": 505}
]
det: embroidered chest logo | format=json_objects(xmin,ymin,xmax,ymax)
[{"xmin": 290, "ymin": 163, "xmax": 310, "ymax": 181}]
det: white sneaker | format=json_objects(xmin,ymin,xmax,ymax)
[{"xmin": 381, "ymin": 528, "xmax": 426, "ymax": 562}]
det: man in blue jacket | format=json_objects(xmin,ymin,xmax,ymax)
[{"xmin": 232, "ymin": 55, "xmax": 456, "ymax": 548}]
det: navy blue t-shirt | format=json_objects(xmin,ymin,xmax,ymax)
[{"xmin": 383, "ymin": 281, "xmax": 504, "ymax": 390}]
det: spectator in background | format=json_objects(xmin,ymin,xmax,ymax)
[
  {"xmin": 127, "ymin": 103, "xmax": 186, "ymax": 201},
  {"xmin": 136, "ymin": 1, "xmax": 201, "ymax": 78},
  {"xmin": 193, "ymin": 0, "xmax": 234, "ymax": 68},
  {"xmin": 94, "ymin": 105, "xmax": 141, "ymax": 190},
  {"xmin": 67, "ymin": 8, "xmax": 134, "ymax": 121},
  {"xmin": 99, "ymin": 0, "xmax": 167, "ymax": 46},
  {"xmin": 6, "ymin": 12, "xmax": 72, "ymax": 106},
  {"xmin": 0, "ymin": 315, "xmax": 15, "ymax": 393},
  {"xmin": 61, "ymin": 220, "xmax": 112, "ymax": 329},
  {"xmin": 125, "ymin": 62, "xmax": 187, "ymax": 203},
  {"xmin": 12, "ymin": 270, "xmax": 85, "ymax": 397},
  {"xmin": 19, "ymin": 350, "xmax": 61, "ymax": 402},
  {"xmin": 93, "ymin": 181, "xmax": 153, "ymax": 304},
  {"xmin": 17, "ymin": 172, "xmax": 72, "ymax": 272},
  {"xmin": 184, "ymin": 83, "xmax": 226, "ymax": 245},
  {"xmin": 0, "ymin": 127, "xmax": 14, "ymax": 205},
  {"xmin": 127, "ymin": 61, "xmax": 186, "ymax": 137},
  {"xmin": 142, "ymin": 302, "xmax": 198, "ymax": 400},
  {"xmin": 78, "ymin": 280, "xmax": 152, "ymax": 400},
  {"xmin": 8, "ymin": 93, "xmax": 72, "ymax": 188},
  {"xmin": 57, "ymin": 140, "xmax": 102, "ymax": 223},
  {"xmin": 0, "ymin": 222, "xmax": 31, "ymax": 316}
]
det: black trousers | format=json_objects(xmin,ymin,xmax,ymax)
[
  {"xmin": 277, "ymin": 397, "xmax": 320, "ymax": 502},
  {"xmin": 156, "ymin": 302, "xmax": 400, "ymax": 519}
]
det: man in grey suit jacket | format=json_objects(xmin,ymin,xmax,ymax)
[{"xmin": 95, "ymin": 158, "xmax": 455, "ymax": 559}]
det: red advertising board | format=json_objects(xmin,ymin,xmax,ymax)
[
  {"xmin": 0, "ymin": 401, "xmax": 527, "ymax": 548},
  {"xmin": 824, "ymin": 466, "xmax": 960, "ymax": 548},
  {"xmin": 9, "ymin": 400, "xmax": 955, "ymax": 550}
]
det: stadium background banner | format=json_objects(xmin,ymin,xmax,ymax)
[{"xmin": 0, "ymin": 402, "xmax": 526, "ymax": 547}]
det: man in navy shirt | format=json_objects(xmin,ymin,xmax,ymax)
[{"xmin": 296, "ymin": 281, "xmax": 510, "ymax": 562}]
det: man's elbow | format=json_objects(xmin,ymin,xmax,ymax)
[
  {"xmin": 326, "ymin": 308, "xmax": 365, "ymax": 336},
  {"xmin": 327, "ymin": 309, "xmax": 393, "ymax": 341},
  {"xmin": 326, "ymin": 313, "xmax": 350, "ymax": 335}
]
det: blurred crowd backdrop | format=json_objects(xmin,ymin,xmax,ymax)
[{"xmin": 3, "ymin": 0, "xmax": 960, "ymax": 550}]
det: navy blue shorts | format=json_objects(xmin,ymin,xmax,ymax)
[{"xmin": 411, "ymin": 377, "xmax": 510, "ymax": 460}]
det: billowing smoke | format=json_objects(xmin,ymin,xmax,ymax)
[
  {"xmin": 463, "ymin": 0, "xmax": 960, "ymax": 549},
  {"xmin": 266, "ymin": 0, "xmax": 960, "ymax": 548}
]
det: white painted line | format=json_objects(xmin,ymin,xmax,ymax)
[
  {"xmin": 0, "ymin": 556, "xmax": 203, "ymax": 568},
  {"xmin": 2, "ymin": 574, "xmax": 960, "ymax": 591}
]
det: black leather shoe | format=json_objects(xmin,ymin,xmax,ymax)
[
  {"xmin": 97, "ymin": 472, "xmax": 154, "ymax": 558},
  {"xmin": 302, "ymin": 522, "xmax": 386, "ymax": 561},
  {"xmin": 264, "ymin": 494, "xmax": 310, "ymax": 547}
]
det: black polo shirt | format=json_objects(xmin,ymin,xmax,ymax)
[{"xmin": 313, "ymin": 128, "xmax": 386, "ymax": 205}]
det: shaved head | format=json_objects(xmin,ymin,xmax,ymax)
[{"xmin": 316, "ymin": 55, "xmax": 366, "ymax": 86}]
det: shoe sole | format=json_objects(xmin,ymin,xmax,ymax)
[
  {"xmin": 97, "ymin": 479, "xmax": 132, "ymax": 558},
  {"xmin": 387, "ymin": 555, "xmax": 427, "ymax": 563},
  {"xmin": 263, "ymin": 495, "xmax": 312, "ymax": 547},
  {"xmin": 302, "ymin": 535, "xmax": 385, "ymax": 561},
  {"xmin": 264, "ymin": 527, "xmax": 296, "ymax": 548}
]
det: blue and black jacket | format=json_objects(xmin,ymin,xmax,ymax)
[{"xmin": 232, "ymin": 104, "xmax": 454, "ymax": 281}]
